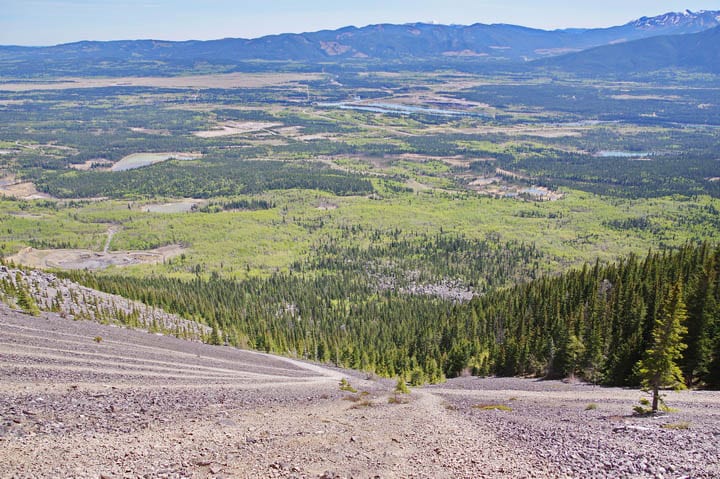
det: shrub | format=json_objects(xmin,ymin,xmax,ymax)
[
  {"xmin": 662, "ymin": 421, "xmax": 690, "ymax": 430},
  {"xmin": 472, "ymin": 404, "xmax": 512, "ymax": 412},
  {"xmin": 633, "ymin": 396, "xmax": 654, "ymax": 415},
  {"xmin": 339, "ymin": 378, "xmax": 357, "ymax": 393},
  {"xmin": 394, "ymin": 378, "xmax": 410, "ymax": 394}
]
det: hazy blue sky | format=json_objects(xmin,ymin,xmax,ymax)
[{"xmin": 2, "ymin": 0, "xmax": 719, "ymax": 46}]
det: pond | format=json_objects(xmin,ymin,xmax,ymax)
[
  {"xmin": 111, "ymin": 152, "xmax": 201, "ymax": 172},
  {"xmin": 594, "ymin": 151, "xmax": 654, "ymax": 158},
  {"xmin": 318, "ymin": 101, "xmax": 484, "ymax": 118}
]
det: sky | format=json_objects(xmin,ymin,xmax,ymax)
[{"xmin": 2, "ymin": 0, "xmax": 719, "ymax": 46}]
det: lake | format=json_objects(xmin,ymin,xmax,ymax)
[
  {"xmin": 111, "ymin": 152, "xmax": 201, "ymax": 172},
  {"xmin": 594, "ymin": 151, "xmax": 654, "ymax": 158},
  {"xmin": 318, "ymin": 101, "xmax": 484, "ymax": 118}
]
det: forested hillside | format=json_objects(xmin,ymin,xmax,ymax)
[
  {"xmin": 540, "ymin": 26, "xmax": 720, "ymax": 75},
  {"xmin": 65, "ymin": 242, "xmax": 720, "ymax": 389},
  {"xmin": 1, "ymin": 10, "xmax": 718, "ymax": 76}
]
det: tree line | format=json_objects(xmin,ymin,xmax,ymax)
[
  {"xmin": 63, "ymin": 236, "xmax": 719, "ymax": 388},
  {"xmin": 35, "ymin": 159, "xmax": 374, "ymax": 199}
]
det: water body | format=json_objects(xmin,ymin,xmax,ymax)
[
  {"xmin": 521, "ymin": 187, "xmax": 549, "ymax": 196},
  {"xmin": 557, "ymin": 120, "xmax": 619, "ymax": 127},
  {"xmin": 594, "ymin": 151, "xmax": 654, "ymax": 158},
  {"xmin": 318, "ymin": 101, "xmax": 484, "ymax": 118},
  {"xmin": 669, "ymin": 122, "xmax": 720, "ymax": 130},
  {"xmin": 111, "ymin": 152, "xmax": 201, "ymax": 172}
]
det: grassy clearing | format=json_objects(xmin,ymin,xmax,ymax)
[
  {"xmin": 2, "ymin": 73, "xmax": 720, "ymax": 277},
  {"xmin": 3, "ymin": 188, "xmax": 720, "ymax": 279}
]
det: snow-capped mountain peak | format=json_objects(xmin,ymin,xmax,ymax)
[{"xmin": 630, "ymin": 10, "xmax": 720, "ymax": 29}]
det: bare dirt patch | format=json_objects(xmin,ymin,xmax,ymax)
[
  {"xmin": 295, "ymin": 133, "xmax": 337, "ymax": 142},
  {"xmin": 193, "ymin": 121, "xmax": 282, "ymax": 138},
  {"xmin": 316, "ymin": 200, "xmax": 338, "ymax": 211},
  {"xmin": 8, "ymin": 244, "xmax": 186, "ymax": 271},
  {"xmin": 129, "ymin": 127, "xmax": 171, "ymax": 136},
  {"xmin": 469, "ymin": 181, "xmax": 563, "ymax": 201},
  {"xmin": 0, "ymin": 73, "xmax": 323, "ymax": 92},
  {"xmin": 468, "ymin": 176, "xmax": 500, "ymax": 187},
  {"xmin": 142, "ymin": 199, "xmax": 207, "ymax": 213},
  {"xmin": 0, "ymin": 175, "xmax": 54, "ymax": 200},
  {"xmin": 404, "ymin": 178, "xmax": 434, "ymax": 192}
]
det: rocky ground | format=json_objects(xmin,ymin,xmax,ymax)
[
  {"xmin": 2, "ymin": 301, "xmax": 719, "ymax": 478},
  {"xmin": 0, "ymin": 265, "xmax": 209, "ymax": 339}
]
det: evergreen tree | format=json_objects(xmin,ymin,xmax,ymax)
[
  {"xmin": 682, "ymin": 257, "xmax": 718, "ymax": 385},
  {"xmin": 14, "ymin": 273, "xmax": 40, "ymax": 316},
  {"xmin": 635, "ymin": 282, "xmax": 688, "ymax": 413}
]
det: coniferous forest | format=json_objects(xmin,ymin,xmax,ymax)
[{"xmin": 66, "ymin": 241, "xmax": 720, "ymax": 388}]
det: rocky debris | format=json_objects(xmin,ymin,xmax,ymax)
[
  {"xmin": 0, "ymin": 264, "xmax": 209, "ymax": 339},
  {"xmin": 375, "ymin": 271, "xmax": 476, "ymax": 302},
  {"xmin": 401, "ymin": 279, "xmax": 475, "ymax": 302},
  {"xmin": 1, "ymin": 304, "xmax": 719, "ymax": 478},
  {"xmin": 428, "ymin": 376, "xmax": 720, "ymax": 479}
]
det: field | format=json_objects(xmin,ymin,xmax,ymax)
[
  {"xmin": 0, "ymin": 73, "xmax": 324, "ymax": 92},
  {"xmin": 2, "ymin": 187, "xmax": 719, "ymax": 279},
  {"xmin": 1, "ymin": 71, "xmax": 719, "ymax": 278}
]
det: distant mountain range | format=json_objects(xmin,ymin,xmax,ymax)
[
  {"xmin": 0, "ymin": 10, "xmax": 718, "ymax": 77},
  {"xmin": 540, "ymin": 25, "xmax": 720, "ymax": 75}
]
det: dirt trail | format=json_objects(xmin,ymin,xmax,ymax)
[{"xmin": 103, "ymin": 225, "xmax": 120, "ymax": 254}]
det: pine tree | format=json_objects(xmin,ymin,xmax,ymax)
[
  {"xmin": 14, "ymin": 273, "xmax": 40, "ymax": 316},
  {"xmin": 209, "ymin": 323, "xmax": 222, "ymax": 346},
  {"xmin": 682, "ymin": 258, "xmax": 717, "ymax": 386},
  {"xmin": 635, "ymin": 282, "xmax": 688, "ymax": 413}
]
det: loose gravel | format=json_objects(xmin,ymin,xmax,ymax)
[{"xmin": 2, "ymin": 301, "xmax": 719, "ymax": 478}]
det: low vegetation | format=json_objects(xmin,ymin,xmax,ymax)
[
  {"xmin": 472, "ymin": 404, "xmax": 513, "ymax": 412},
  {"xmin": 339, "ymin": 378, "xmax": 357, "ymax": 393}
]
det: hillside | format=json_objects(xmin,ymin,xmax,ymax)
[
  {"xmin": 3, "ymin": 301, "xmax": 720, "ymax": 477},
  {"xmin": 0, "ymin": 10, "xmax": 718, "ymax": 76},
  {"xmin": 540, "ymin": 25, "xmax": 720, "ymax": 74}
]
